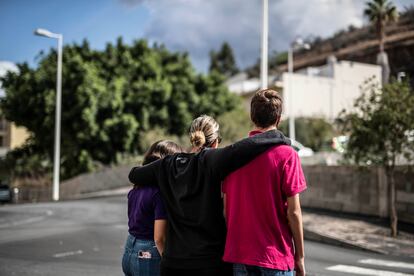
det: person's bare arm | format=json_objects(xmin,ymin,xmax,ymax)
[
  {"xmin": 154, "ymin": 219, "xmax": 167, "ymax": 256},
  {"xmin": 287, "ymin": 194, "xmax": 305, "ymax": 276}
]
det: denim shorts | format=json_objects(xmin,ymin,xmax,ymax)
[
  {"xmin": 122, "ymin": 234, "xmax": 161, "ymax": 276},
  {"xmin": 233, "ymin": 263, "xmax": 294, "ymax": 276}
]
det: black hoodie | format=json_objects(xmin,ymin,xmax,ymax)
[{"xmin": 128, "ymin": 129, "xmax": 290, "ymax": 269}]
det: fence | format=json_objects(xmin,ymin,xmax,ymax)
[{"xmin": 11, "ymin": 186, "xmax": 52, "ymax": 203}]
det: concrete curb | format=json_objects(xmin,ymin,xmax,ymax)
[{"xmin": 304, "ymin": 228, "xmax": 387, "ymax": 255}]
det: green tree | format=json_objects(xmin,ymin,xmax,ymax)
[
  {"xmin": 209, "ymin": 42, "xmax": 239, "ymax": 78},
  {"xmin": 364, "ymin": 0, "xmax": 399, "ymax": 53},
  {"xmin": 217, "ymin": 105, "xmax": 253, "ymax": 146},
  {"xmin": 338, "ymin": 79, "xmax": 414, "ymax": 237},
  {"xmin": 0, "ymin": 38, "xmax": 238, "ymax": 180},
  {"xmin": 279, "ymin": 117, "xmax": 335, "ymax": 151},
  {"xmin": 364, "ymin": 0, "xmax": 399, "ymax": 84}
]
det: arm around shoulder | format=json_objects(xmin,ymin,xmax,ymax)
[
  {"xmin": 128, "ymin": 159, "xmax": 161, "ymax": 186},
  {"xmin": 206, "ymin": 130, "xmax": 290, "ymax": 180}
]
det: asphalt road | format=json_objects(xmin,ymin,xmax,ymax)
[{"xmin": 0, "ymin": 195, "xmax": 413, "ymax": 276}]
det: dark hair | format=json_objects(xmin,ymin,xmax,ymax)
[
  {"xmin": 250, "ymin": 89, "xmax": 283, "ymax": 128},
  {"xmin": 142, "ymin": 140, "xmax": 183, "ymax": 166}
]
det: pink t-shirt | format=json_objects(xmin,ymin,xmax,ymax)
[{"xmin": 222, "ymin": 130, "xmax": 307, "ymax": 270}]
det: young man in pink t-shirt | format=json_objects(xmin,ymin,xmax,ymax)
[{"xmin": 222, "ymin": 89, "xmax": 307, "ymax": 276}]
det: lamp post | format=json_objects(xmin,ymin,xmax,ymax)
[
  {"xmin": 260, "ymin": 0, "xmax": 268, "ymax": 89},
  {"xmin": 34, "ymin": 28, "xmax": 63, "ymax": 201},
  {"xmin": 287, "ymin": 38, "xmax": 310, "ymax": 141},
  {"xmin": 397, "ymin": 72, "xmax": 406, "ymax": 83}
]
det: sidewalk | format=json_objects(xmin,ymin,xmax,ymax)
[{"xmin": 303, "ymin": 209, "xmax": 414, "ymax": 258}]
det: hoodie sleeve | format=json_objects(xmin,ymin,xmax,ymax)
[
  {"xmin": 204, "ymin": 130, "xmax": 290, "ymax": 180},
  {"xmin": 128, "ymin": 158, "xmax": 162, "ymax": 186}
]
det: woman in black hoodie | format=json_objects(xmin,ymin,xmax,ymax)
[{"xmin": 128, "ymin": 115, "xmax": 290, "ymax": 276}]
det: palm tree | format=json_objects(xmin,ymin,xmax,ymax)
[{"xmin": 364, "ymin": 0, "xmax": 399, "ymax": 84}]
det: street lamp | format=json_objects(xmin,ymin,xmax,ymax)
[
  {"xmin": 287, "ymin": 38, "xmax": 310, "ymax": 141},
  {"xmin": 34, "ymin": 28, "xmax": 63, "ymax": 201},
  {"xmin": 397, "ymin": 72, "xmax": 406, "ymax": 83},
  {"xmin": 260, "ymin": 0, "xmax": 268, "ymax": 89}
]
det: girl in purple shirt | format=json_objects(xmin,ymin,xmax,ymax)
[{"xmin": 122, "ymin": 140, "xmax": 182, "ymax": 276}]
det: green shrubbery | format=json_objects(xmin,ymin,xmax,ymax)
[
  {"xmin": 0, "ymin": 38, "xmax": 238, "ymax": 179},
  {"xmin": 279, "ymin": 117, "xmax": 336, "ymax": 151}
]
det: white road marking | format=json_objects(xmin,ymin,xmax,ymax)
[
  {"xmin": 0, "ymin": 210, "xmax": 53, "ymax": 229},
  {"xmin": 53, "ymin": 250, "xmax": 83, "ymax": 258},
  {"xmin": 326, "ymin": 265, "xmax": 414, "ymax": 276},
  {"xmin": 113, "ymin": 224, "xmax": 127, "ymax": 229},
  {"xmin": 359, "ymin": 259, "xmax": 414, "ymax": 270},
  {"xmin": 0, "ymin": 216, "xmax": 45, "ymax": 229}
]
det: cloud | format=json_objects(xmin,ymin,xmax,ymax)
[
  {"xmin": 0, "ymin": 61, "xmax": 18, "ymax": 97},
  {"xmin": 141, "ymin": 0, "xmax": 262, "ymax": 70},
  {"xmin": 120, "ymin": 0, "xmax": 409, "ymax": 71}
]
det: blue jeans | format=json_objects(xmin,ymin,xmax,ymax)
[
  {"xmin": 233, "ymin": 264, "xmax": 294, "ymax": 276},
  {"xmin": 122, "ymin": 234, "xmax": 161, "ymax": 276}
]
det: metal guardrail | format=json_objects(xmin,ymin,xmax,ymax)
[{"xmin": 11, "ymin": 187, "xmax": 52, "ymax": 203}]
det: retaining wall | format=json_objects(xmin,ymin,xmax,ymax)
[{"xmin": 301, "ymin": 166, "xmax": 414, "ymax": 224}]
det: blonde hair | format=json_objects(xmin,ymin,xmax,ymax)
[{"xmin": 189, "ymin": 115, "xmax": 220, "ymax": 150}]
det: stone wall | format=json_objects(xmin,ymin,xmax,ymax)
[
  {"xmin": 301, "ymin": 166, "xmax": 414, "ymax": 224},
  {"xmin": 60, "ymin": 165, "xmax": 131, "ymax": 199},
  {"xmin": 394, "ymin": 168, "xmax": 414, "ymax": 224}
]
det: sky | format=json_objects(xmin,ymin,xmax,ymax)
[{"xmin": 0, "ymin": 0, "xmax": 413, "ymax": 72}]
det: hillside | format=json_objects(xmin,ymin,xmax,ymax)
[{"xmin": 260, "ymin": 8, "xmax": 414, "ymax": 80}]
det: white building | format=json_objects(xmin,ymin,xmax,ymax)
[
  {"xmin": 226, "ymin": 72, "xmax": 261, "ymax": 96},
  {"xmin": 226, "ymin": 58, "xmax": 382, "ymax": 120},
  {"xmin": 282, "ymin": 58, "xmax": 382, "ymax": 120}
]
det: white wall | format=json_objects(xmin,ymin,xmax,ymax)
[
  {"xmin": 227, "ymin": 79, "xmax": 260, "ymax": 96},
  {"xmin": 283, "ymin": 61, "xmax": 382, "ymax": 120}
]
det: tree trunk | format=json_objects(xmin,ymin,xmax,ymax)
[
  {"xmin": 377, "ymin": 20, "xmax": 385, "ymax": 53},
  {"xmin": 386, "ymin": 167, "xmax": 398, "ymax": 237},
  {"xmin": 377, "ymin": 51, "xmax": 390, "ymax": 85},
  {"xmin": 376, "ymin": 19, "xmax": 389, "ymax": 84}
]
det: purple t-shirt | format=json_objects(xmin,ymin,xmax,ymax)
[{"xmin": 128, "ymin": 186, "xmax": 167, "ymax": 240}]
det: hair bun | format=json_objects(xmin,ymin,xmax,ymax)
[{"xmin": 190, "ymin": 130, "xmax": 206, "ymax": 148}]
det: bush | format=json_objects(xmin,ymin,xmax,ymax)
[
  {"xmin": 217, "ymin": 107, "xmax": 253, "ymax": 146},
  {"xmin": 279, "ymin": 117, "xmax": 336, "ymax": 151}
]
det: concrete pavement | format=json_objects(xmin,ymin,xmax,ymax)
[
  {"xmin": 303, "ymin": 209, "xmax": 414, "ymax": 258},
  {"xmin": 305, "ymin": 240, "xmax": 414, "ymax": 276},
  {"xmin": 0, "ymin": 195, "xmax": 413, "ymax": 275},
  {"xmin": 0, "ymin": 191, "xmax": 414, "ymax": 276},
  {"xmin": 0, "ymin": 196, "xmax": 127, "ymax": 276}
]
